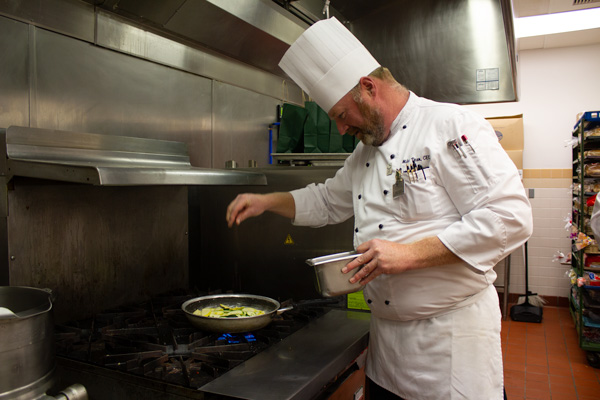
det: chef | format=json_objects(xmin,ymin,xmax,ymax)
[{"xmin": 226, "ymin": 17, "xmax": 532, "ymax": 400}]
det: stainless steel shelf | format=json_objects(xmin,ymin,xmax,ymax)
[
  {"xmin": 271, "ymin": 152, "xmax": 350, "ymax": 167},
  {"xmin": 2, "ymin": 126, "xmax": 267, "ymax": 186}
]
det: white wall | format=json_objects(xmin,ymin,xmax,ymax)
[
  {"xmin": 466, "ymin": 43, "xmax": 600, "ymax": 169},
  {"xmin": 464, "ymin": 43, "xmax": 600, "ymax": 300}
]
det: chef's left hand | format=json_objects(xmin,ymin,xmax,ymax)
[
  {"xmin": 343, "ymin": 236, "xmax": 461, "ymax": 285},
  {"xmin": 342, "ymin": 239, "xmax": 407, "ymax": 285}
]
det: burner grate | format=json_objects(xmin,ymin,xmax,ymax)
[{"xmin": 55, "ymin": 294, "xmax": 330, "ymax": 389}]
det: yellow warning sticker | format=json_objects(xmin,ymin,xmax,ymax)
[{"xmin": 284, "ymin": 234, "xmax": 295, "ymax": 245}]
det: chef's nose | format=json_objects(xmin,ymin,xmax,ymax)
[{"xmin": 335, "ymin": 120, "xmax": 348, "ymax": 135}]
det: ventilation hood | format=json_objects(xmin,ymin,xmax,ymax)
[{"xmin": 86, "ymin": 0, "xmax": 517, "ymax": 104}]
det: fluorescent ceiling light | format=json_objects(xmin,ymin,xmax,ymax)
[{"xmin": 514, "ymin": 7, "xmax": 600, "ymax": 38}]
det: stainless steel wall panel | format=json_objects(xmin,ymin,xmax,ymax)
[
  {"xmin": 96, "ymin": 11, "xmax": 304, "ymax": 107},
  {"xmin": 164, "ymin": 0, "xmax": 304, "ymax": 75},
  {"xmin": 31, "ymin": 26, "xmax": 213, "ymax": 168},
  {"xmin": 0, "ymin": 178, "xmax": 7, "ymax": 285},
  {"xmin": 189, "ymin": 167, "xmax": 354, "ymax": 301},
  {"xmin": 8, "ymin": 179, "xmax": 189, "ymax": 322},
  {"xmin": 0, "ymin": 1, "xmax": 305, "ymax": 306},
  {"xmin": 286, "ymin": 0, "xmax": 347, "ymax": 23},
  {"xmin": 0, "ymin": 16, "xmax": 29, "ymax": 129},
  {"xmin": 212, "ymin": 81, "xmax": 280, "ymax": 168},
  {"xmin": 350, "ymin": 0, "xmax": 516, "ymax": 104},
  {"xmin": 0, "ymin": 16, "xmax": 28, "ymax": 285},
  {"xmin": 92, "ymin": 0, "xmax": 309, "ymax": 78},
  {"xmin": 109, "ymin": 0, "xmax": 187, "ymax": 26},
  {"xmin": 0, "ymin": 0, "xmax": 94, "ymax": 42},
  {"xmin": 96, "ymin": 12, "xmax": 205, "ymax": 76},
  {"xmin": 204, "ymin": 0, "xmax": 305, "ymax": 45}
]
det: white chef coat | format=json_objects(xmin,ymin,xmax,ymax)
[{"xmin": 291, "ymin": 92, "xmax": 532, "ymax": 399}]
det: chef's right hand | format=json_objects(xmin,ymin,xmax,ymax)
[
  {"xmin": 226, "ymin": 192, "xmax": 296, "ymax": 228},
  {"xmin": 226, "ymin": 193, "xmax": 268, "ymax": 227}
]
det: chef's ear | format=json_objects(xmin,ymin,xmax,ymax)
[{"xmin": 359, "ymin": 76, "xmax": 376, "ymax": 97}]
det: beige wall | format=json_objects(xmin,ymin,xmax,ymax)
[{"xmin": 523, "ymin": 169, "xmax": 571, "ymax": 189}]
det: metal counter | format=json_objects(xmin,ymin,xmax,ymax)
[{"xmin": 200, "ymin": 309, "xmax": 370, "ymax": 400}]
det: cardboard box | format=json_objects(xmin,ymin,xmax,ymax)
[
  {"xmin": 486, "ymin": 114, "xmax": 523, "ymax": 169},
  {"xmin": 486, "ymin": 115, "xmax": 524, "ymax": 151},
  {"xmin": 504, "ymin": 149, "xmax": 523, "ymax": 170}
]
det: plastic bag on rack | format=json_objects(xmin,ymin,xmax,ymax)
[
  {"xmin": 277, "ymin": 103, "xmax": 307, "ymax": 153},
  {"xmin": 303, "ymin": 101, "xmax": 330, "ymax": 153},
  {"xmin": 329, "ymin": 120, "xmax": 344, "ymax": 153},
  {"xmin": 585, "ymin": 163, "xmax": 600, "ymax": 177},
  {"xmin": 565, "ymin": 137, "xmax": 579, "ymax": 148},
  {"xmin": 552, "ymin": 250, "xmax": 566, "ymax": 263},
  {"xmin": 585, "ymin": 127, "xmax": 600, "ymax": 138},
  {"xmin": 574, "ymin": 231, "xmax": 595, "ymax": 250},
  {"xmin": 564, "ymin": 213, "xmax": 573, "ymax": 230}
]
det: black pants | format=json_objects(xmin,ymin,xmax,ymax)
[
  {"xmin": 365, "ymin": 377, "xmax": 404, "ymax": 400},
  {"xmin": 365, "ymin": 377, "xmax": 508, "ymax": 400}
]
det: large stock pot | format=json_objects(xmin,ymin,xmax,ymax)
[{"xmin": 0, "ymin": 286, "xmax": 55, "ymax": 399}]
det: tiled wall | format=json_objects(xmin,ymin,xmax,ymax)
[
  {"xmin": 523, "ymin": 169, "xmax": 572, "ymax": 181},
  {"xmin": 495, "ymin": 170, "xmax": 573, "ymax": 305}
]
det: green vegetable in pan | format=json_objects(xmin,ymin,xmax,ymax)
[{"xmin": 193, "ymin": 304, "xmax": 266, "ymax": 318}]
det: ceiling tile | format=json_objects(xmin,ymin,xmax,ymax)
[
  {"xmin": 543, "ymin": 27, "xmax": 600, "ymax": 48},
  {"xmin": 514, "ymin": 1, "xmax": 600, "ymax": 49},
  {"xmin": 517, "ymin": 36, "xmax": 546, "ymax": 50},
  {"xmin": 513, "ymin": 0, "xmax": 551, "ymax": 17}
]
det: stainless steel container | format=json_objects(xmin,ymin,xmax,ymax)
[
  {"xmin": 0, "ymin": 286, "xmax": 55, "ymax": 400},
  {"xmin": 306, "ymin": 251, "xmax": 365, "ymax": 297}
]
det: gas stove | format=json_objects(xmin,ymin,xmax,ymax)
[
  {"xmin": 52, "ymin": 294, "xmax": 369, "ymax": 400},
  {"xmin": 54, "ymin": 294, "xmax": 331, "ymax": 388}
]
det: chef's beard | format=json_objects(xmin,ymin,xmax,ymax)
[{"xmin": 352, "ymin": 95, "xmax": 386, "ymax": 147}]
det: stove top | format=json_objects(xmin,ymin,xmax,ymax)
[{"xmin": 54, "ymin": 294, "xmax": 334, "ymax": 390}]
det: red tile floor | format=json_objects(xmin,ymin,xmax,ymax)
[{"xmin": 502, "ymin": 306, "xmax": 600, "ymax": 399}]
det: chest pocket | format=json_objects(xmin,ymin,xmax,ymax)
[{"xmin": 394, "ymin": 174, "xmax": 441, "ymax": 223}]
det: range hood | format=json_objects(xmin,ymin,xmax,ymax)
[
  {"xmin": 0, "ymin": 126, "xmax": 267, "ymax": 186},
  {"xmin": 340, "ymin": 0, "xmax": 518, "ymax": 104},
  {"xmin": 86, "ymin": 0, "xmax": 517, "ymax": 104}
]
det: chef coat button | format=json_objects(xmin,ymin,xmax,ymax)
[
  {"xmin": 367, "ymin": 299, "xmax": 372, "ymax": 304},
  {"xmin": 383, "ymin": 190, "xmax": 389, "ymax": 195},
  {"xmin": 403, "ymin": 125, "xmax": 407, "ymax": 129},
  {"xmin": 358, "ymin": 194, "xmax": 362, "ymax": 200},
  {"xmin": 366, "ymin": 162, "xmax": 370, "ymax": 167},
  {"xmin": 385, "ymin": 300, "xmax": 390, "ymax": 305},
  {"xmin": 378, "ymin": 224, "xmax": 383, "ymax": 230},
  {"xmin": 390, "ymin": 154, "xmax": 395, "ymax": 159},
  {"xmin": 355, "ymin": 228, "xmax": 359, "ymax": 233}
]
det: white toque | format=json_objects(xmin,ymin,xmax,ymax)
[{"xmin": 278, "ymin": 17, "xmax": 381, "ymax": 113}]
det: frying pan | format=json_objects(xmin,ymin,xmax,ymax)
[{"xmin": 181, "ymin": 293, "xmax": 292, "ymax": 333}]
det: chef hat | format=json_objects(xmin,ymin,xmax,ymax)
[{"xmin": 279, "ymin": 17, "xmax": 381, "ymax": 113}]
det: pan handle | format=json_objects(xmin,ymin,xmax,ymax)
[{"xmin": 276, "ymin": 305, "xmax": 294, "ymax": 315}]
